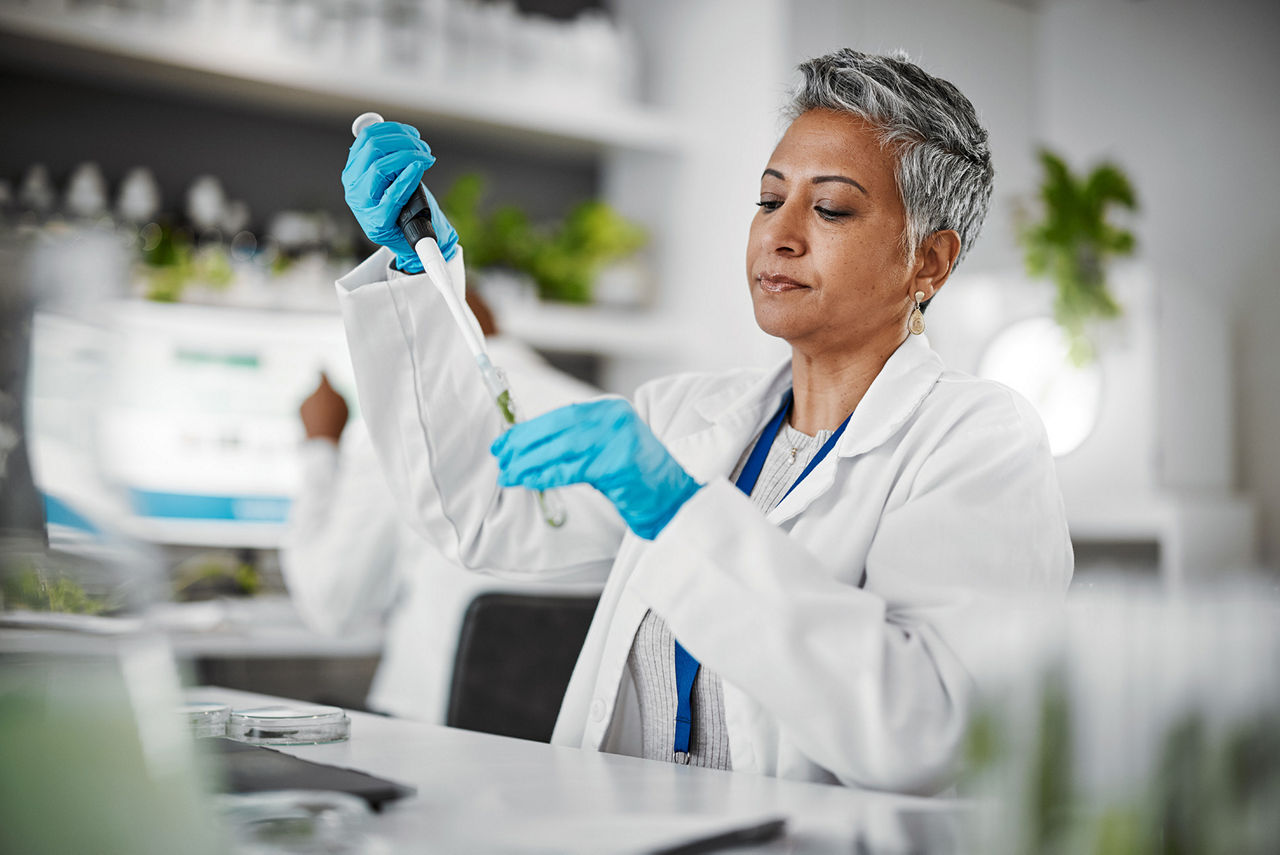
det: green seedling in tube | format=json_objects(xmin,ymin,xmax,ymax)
[{"xmin": 485, "ymin": 362, "xmax": 566, "ymax": 528}]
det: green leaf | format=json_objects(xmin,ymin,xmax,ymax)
[
  {"xmin": 1018, "ymin": 149, "xmax": 1139, "ymax": 364},
  {"xmin": 440, "ymin": 172, "xmax": 646, "ymax": 304}
]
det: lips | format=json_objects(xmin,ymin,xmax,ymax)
[{"xmin": 757, "ymin": 274, "xmax": 809, "ymax": 293}]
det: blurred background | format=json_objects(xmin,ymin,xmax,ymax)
[{"xmin": 2, "ymin": 1, "xmax": 1279, "ymax": 850}]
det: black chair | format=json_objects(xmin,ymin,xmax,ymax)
[{"xmin": 445, "ymin": 593, "xmax": 599, "ymax": 742}]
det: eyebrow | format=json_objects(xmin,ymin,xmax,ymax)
[{"xmin": 762, "ymin": 168, "xmax": 869, "ymax": 196}]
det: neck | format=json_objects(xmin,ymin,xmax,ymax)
[{"xmin": 787, "ymin": 333, "xmax": 905, "ymax": 434}]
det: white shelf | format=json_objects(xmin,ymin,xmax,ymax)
[
  {"xmin": 497, "ymin": 300, "xmax": 685, "ymax": 359},
  {"xmin": 0, "ymin": 6, "xmax": 683, "ymax": 155},
  {"xmin": 1066, "ymin": 498, "xmax": 1171, "ymax": 542}
]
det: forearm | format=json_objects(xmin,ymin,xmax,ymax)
[
  {"xmin": 280, "ymin": 440, "xmax": 397, "ymax": 635},
  {"xmin": 336, "ymin": 249, "xmax": 624, "ymax": 576}
]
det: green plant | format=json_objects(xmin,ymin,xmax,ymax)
[
  {"xmin": 137, "ymin": 220, "xmax": 234, "ymax": 302},
  {"xmin": 1, "ymin": 565, "xmax": 111, "ymax": 615},
  {"xmin": 441, "ymin": 173, "xmax": 646, "ymax": 304},
  {"xmin": 171, "ymin": 555, "xmax": 260, "ymax": 599},
  {"xmin": 1018, "ymin": 150, "xmax": 1138, "ymax": 365}
]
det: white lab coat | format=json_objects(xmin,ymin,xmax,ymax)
[
  {"xmin": 337, "ymin": 248, "xmax": 1073, "ymax": 793},
  {"xmin": 280, "ymin": 335, "xmax": 606, "ymax": 723}
]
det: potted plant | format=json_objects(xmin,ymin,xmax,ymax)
[
  {"xmin": 1018, "ymin": 150, "xmax": 1138, "ymax": 365},
  {"xmin": 441, "ymin": 173, "xmax": 646, "ymax": 305}
]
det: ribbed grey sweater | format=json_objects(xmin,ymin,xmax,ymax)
[{"xmin": 625, "ymin": 420, "xmax": 834, "ymax": 768}]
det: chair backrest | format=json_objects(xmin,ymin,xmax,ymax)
[{"xmin": 445, "ymin": 593, "xmax": 599, "ymax": 742}]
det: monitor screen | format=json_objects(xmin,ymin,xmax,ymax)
[{"xmin": 30, "ymin": 302, "xmax": 358, "ymax": 548}]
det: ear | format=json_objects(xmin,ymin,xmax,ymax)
[{"xmin": 910, "ymin": 230, "xmax": 962, "ymax": 301}]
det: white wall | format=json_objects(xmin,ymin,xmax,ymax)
[
  {"xmin": 611, "ymin": 0, "xmax": 794, "ymax": 379},
  {"xmin": 1036, "ymin": 0, "xmax": 1280, "ymax": 567},
  {"xmin": 788, "ymin": 0, "xmax": 1041, "ymax": 275}
]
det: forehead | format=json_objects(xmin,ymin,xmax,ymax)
[{"xmin": 767, "ymin": 109, "xmax": 897, "ymax": 186}]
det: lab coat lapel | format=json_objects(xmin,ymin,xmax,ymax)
[
  {"xmin": 670, "ymin": 362, "xmax": 792, "ymax": 483},
  {"xmin": 767, "ymin": 334, "xmax": 943, "ymax": 526}
]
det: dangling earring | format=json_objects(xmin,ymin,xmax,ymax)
[{"xmin": 908, "ymin": 291, "xmax": 926, "ymax": 335}]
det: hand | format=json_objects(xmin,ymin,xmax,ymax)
[
  {"xmin": 300, "ymin": 372, "xmax": 349, "ymax": 442},
  {"xmin": 341, "ymin": 121, "xmax": 459, "ymax": 273},
  {"xmin": 490, "ymin": 399, "xmax": 701, "ymax": 540}
]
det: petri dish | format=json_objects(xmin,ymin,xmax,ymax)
[
  {"xmin": 228, "ymin": 705, "xmax": 351, "ymax": 745},
  {"xmin": 216, "ymin": 790, "xmax": 369, "ymax": 854},
  {"xmin": 182, "ymin": 701, "xmax": 230, "ymax": 738}
]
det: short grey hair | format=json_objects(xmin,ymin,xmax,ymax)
[{"xmin": 786, "ymin": 48, "xmax": 994, "ymax": 272}]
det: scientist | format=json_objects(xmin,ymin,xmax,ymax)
[
  {"xmin": 336, "ymin": 48, "xmax": 1072, "ymax": 793},
  {"xmin": 280, "ymin": 293, "xmax": 603, "ymax": 726}
]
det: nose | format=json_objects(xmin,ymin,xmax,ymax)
[{"xmin": 757, "ymin": 200, "xmax": 805, "ymax": 257}]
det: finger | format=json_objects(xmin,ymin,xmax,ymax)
[
  {"xmin": 349, "ymin": 150, "xmax": 427, "ymax": 209},
  {"xmin": 349, "ymin": 123, "xmax": 424, "ymax": 165},
  {"xmin": 381, "ymin": 159, "xmax": 429, "ymax": 214},
  {"xmin": 360, "ymin": 121, "xmax": 422, "ymax": 144},
  {"xmin": 498, "ymin": 456, "xmax": 591, "ymax": 491},
  {"xmin": 345, "ymin": 127, "xmax": 432, "ymax": 185},
  {"xmin": 497, "ymin": 434, "xmax": 599, "ymax": 485},
  {"xmin": 371, "ymin": 149, "xmax": 429, "ymax": 193},
  {"xmin": 505, "ymin": 459, "xmax": 601, "ymax": 492},
  {"xmin": 492, "ymin": 412, "xmax": 581, "ymax": 466},
  {"xmin": 494, "ymin": 401, "xmax": 618, "ymax": 463}
]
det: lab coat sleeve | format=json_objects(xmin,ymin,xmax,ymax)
[
  {"xmin": 335, "ymin": 249, "xmax": 626, "ymax": 578},
  {"xmin": 279, "ymin": 434, "xmax": 399, "ymax": 636},
  {"xmin": 627, "ymin": 388, "xmax": 1071, "ymax": 794}
]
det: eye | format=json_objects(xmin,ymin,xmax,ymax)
[
  {"xmin": 756, "ymin": 199, "xmax": 782, "ymax": 212},
  {"xmin": 815, "ymin": 206, "xmax": 851, "ymax": 222}
]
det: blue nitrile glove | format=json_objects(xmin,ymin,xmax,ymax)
[
  {"xmin": 341, "ymin": 121, "xmax": 459, "ymax": 273},
  {"xmin": 490, "ymin": 399, "xmax": 702, "ymax": 540}
]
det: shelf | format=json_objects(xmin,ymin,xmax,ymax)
[
  {"xmin": 497, "ymin": 300, "xmax": 685, "ymax": 359},
  {"xmin": 1066, "ymin": 498, "xmax": 1171, "ymax": 542},
  {"xmin": 0, "ymin": 6, "xmax": 683, "ymax": 155}
]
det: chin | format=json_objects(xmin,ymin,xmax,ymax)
[{"xmin": 752, "ymin": 302, "xmax": 802, "ymax": 343}]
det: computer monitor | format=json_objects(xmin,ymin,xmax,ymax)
[{"xmin": 29, "ymin": 302, "xmax": 358, "ymax": 548}]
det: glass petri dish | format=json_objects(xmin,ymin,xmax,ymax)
[
  {"xmin": 227, "ymin": 705, "xmax": 351, "ymax": 745},
  {"xmin": 182, "ymin": 701, "xmax": 230, "ymax": 738},
  {"xmin": 216, "ymin": 789, "xmax": 369, "ymax": 854}
]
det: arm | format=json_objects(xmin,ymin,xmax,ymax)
[
  {"xmin": 279, "ymin": 427, "xmax": 400, "ymax": 636},
  {"xmin": 627, "ymin": 393, "xmax": 1072, "ymax": 793},
  {"xmin": 336, "ymin": 248, "xmax": 626, "ymax": 577}
]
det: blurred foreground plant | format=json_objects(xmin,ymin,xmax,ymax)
[
  {"xmin": 962, "ymin": 665, "xmax": 1280, "ymax": 855},
  {"xmin": 1018, "ymin": 150, "xmax": 1138, "ymax": 365},
  {"xmin": 1, "ymin": 563, "xmax": 112, "ymax": 615}
]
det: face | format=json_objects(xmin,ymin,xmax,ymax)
[{"xmin": 746, "ymin": 109, "xmax": 917, "ymax": 356}]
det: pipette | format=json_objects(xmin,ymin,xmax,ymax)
[{"xmin": 351, "ymin": 112, "xmax": 566, "ymax": 528}]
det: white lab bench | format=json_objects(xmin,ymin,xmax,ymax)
[{"xmin": 197, "ymin": 686, "xmax": 971, "ymax": 853}]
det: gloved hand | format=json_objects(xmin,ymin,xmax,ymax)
[
  {"xmin": 490, "ymin": 399, "xmax": 702, "ymax": 540},
  {"xmin": 341, "ymin": 121, "xmax": 459, "ymax": 273}
]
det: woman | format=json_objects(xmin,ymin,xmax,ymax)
[{"xmin": 337, "ymin": 49, "xmax": 1072, "ymax": 794}]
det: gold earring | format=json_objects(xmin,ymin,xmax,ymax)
[{"xmin": 908, "ymin": 290, "xmax": 926, "ymax": 335}]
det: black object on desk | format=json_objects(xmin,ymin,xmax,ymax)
[{"xmin": 207, "ymin": 737, "xmax": 414, "ymax": 811}]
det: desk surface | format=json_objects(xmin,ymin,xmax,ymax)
[{"xmin": 198, "ymin": 687, "xmax": 970, "ymax": 854}]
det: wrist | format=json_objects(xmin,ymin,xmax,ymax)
[{"xmin": 630, "ymin": 473, "xmax": 702, "ymax": 541}]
